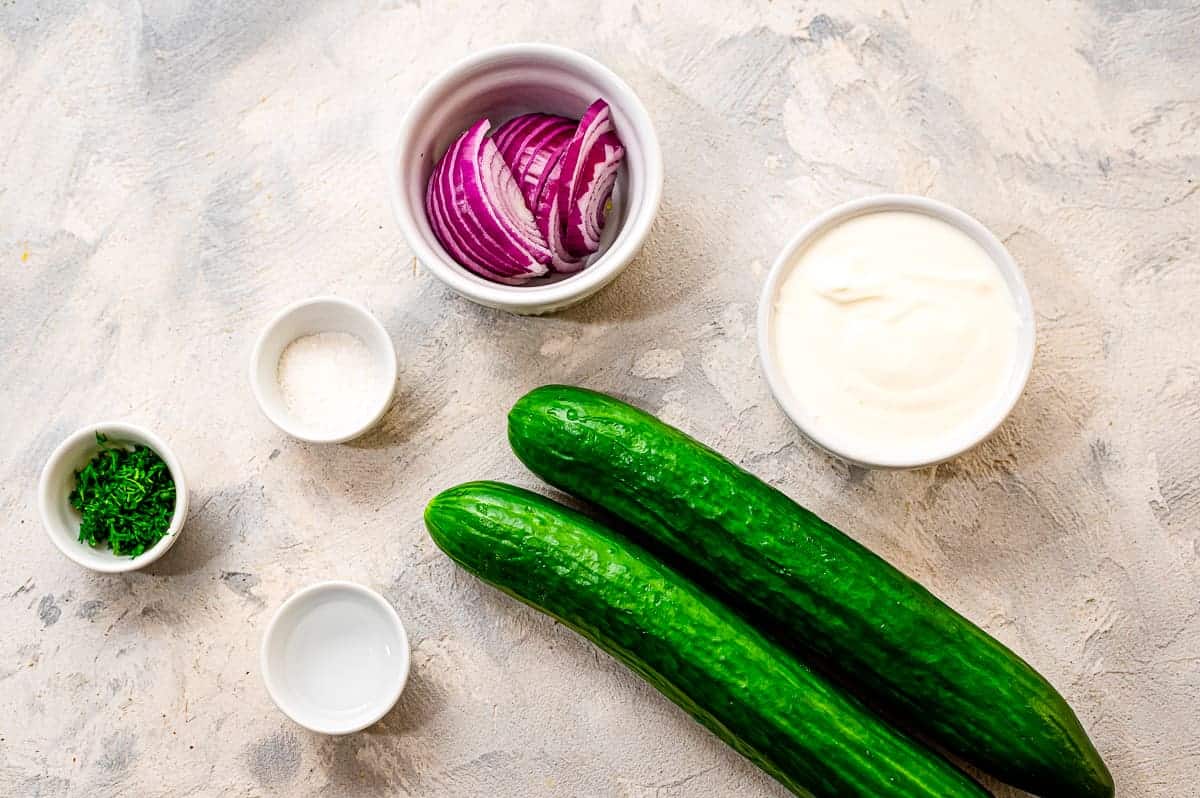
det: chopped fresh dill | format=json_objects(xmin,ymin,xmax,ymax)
[{"xmin": 69, "ymin": 432, "xmax": 176, "ymax": 558}]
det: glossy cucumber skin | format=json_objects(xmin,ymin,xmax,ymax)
[
  {"xmin": 508, "ymin": 385, "xmax": 1114, "ymax": 798},
  {"xmin": 425, "ymin": 482, "xmax": 990, "ymax": 798}
]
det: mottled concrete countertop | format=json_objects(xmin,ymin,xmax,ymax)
[{"xmin": 2, "ymin": 2, "xmax": 1197, "ymax": 796}]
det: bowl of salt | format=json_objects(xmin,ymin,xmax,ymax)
[{"xmin": 250, "ymin": 296, "xmax": 397, "ymax": 443}]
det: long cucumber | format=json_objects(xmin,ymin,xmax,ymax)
[
  {"xmin": 508, "ymin": 385, "xmax": 1113, "ymax": 798},
  {"xmin": 425, "ymin": 481, "xmax": 989, "ymax": 798}
]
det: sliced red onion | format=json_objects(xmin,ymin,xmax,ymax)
[
  {"xmin": 434, "ymin": 129, "xmax": 538, "ymax": 278},
  {"xmin": 423, "ymin": 100, "xmax": 625, "ymax": 283},
  {"xmin": 562, "ymin": 130, "xmax": 624, "ymax": 257},
  {"xmin": 426, "ymin": 135, "xmax": 514, "ymax": 279},
  {"xmin": 492, "ymin": 113, "xmax": 585, "ymax": 272},
  {"xmin": 492, "ymin": 114, "xmax": 575, "ymax": 212},
  {"xmin": 533, "ymin": 152, "xmax": 585, "ymax": 273},
  {"xmin": 493, "ymin": 114, "xmax": 550, "ymax": 178},
  {"xmin": 491, "ymin": 114, "xmax": 540, "ymax": 161},
  {"xmin": 555, "ymin": 100, "xmax": 620, "ymax": 258},
  {"xmin": 425, "ymin": 119, "xmax": 550, "ymax": 282},
  {"xmin": 455, "ymin": 119, "xmax": 551, "ymax": 269},
  {"xmin": 427, "ymin": 132, "xmax": 531, "ymax": 279}
]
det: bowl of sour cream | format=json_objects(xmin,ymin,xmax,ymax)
[{"xmin": 757, "ymin": 195, "xmax": 1035, "ymax": 469}]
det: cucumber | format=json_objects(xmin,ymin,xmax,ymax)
[
  {"xmin": 425, "ymin": 481, "xmax": 989, "ymax": 798},
  {"xmin": 508, "ymin": 385, "xmax": 1113, "ymax": 798}
]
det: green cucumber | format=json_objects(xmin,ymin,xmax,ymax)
[
  {"xmin": 508, "ymin": 385, "xmax": 1113, "ymax": 798},
  {"xmin": 425, "ymin": 481, "xmax": 989, "ymax": 798}
]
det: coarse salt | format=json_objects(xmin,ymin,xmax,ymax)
[{"xmin": 276, "ymin": 332, "xmax": 384, "ymax": 434}]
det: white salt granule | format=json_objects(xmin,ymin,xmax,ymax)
[{"xmin": 276, "ymin": 332, "xmax": 383, "ymax": 433}]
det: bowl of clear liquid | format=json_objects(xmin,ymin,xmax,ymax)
[{"xmin": 261, "ymin": 580, "xmax": 410, "ymax": 734}]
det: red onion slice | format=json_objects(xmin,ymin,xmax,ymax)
[
  {"xmin": 428, "ymin": 131, "xmax": 530, "ymax": 278},
  {"xmin": 554, "ymin": 100, "xmax": 617, "ymax": 255},
  {"xmin": 493, "ymin": 114, "xmax": 575, "ymax": 212},
  {"xmin": 491, "ymin": 114, "xmax": 540, "ymax": 161},
  {"xmin": 495, "ymin": 115, "xmax": 553, "ymax": 175},
  {"xmin": 562, "ymin": 130, "xmax": 624, "ymax": 257},
  {"xmin": 438, "ymin": 130, "xmax": 535, "ymax": 275},
  {"xmin": 533, "ymin": 152, "xmax": 585, "ymax": 273},
  {"xmin": 454, "ymin": 119, "xmax": 551, "ymax": 269},
  {"xmin": 426, "ymin": 135, "xmax": 514, "ymax": 279},
  {"xmin": 425, "ymin": 119, "xmax": 551, "ymax": 282}
]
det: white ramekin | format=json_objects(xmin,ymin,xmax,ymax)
[
  {"xmin": 389, "ymin": 43, "xmax": 663, "ymax": 315},
  {"xmin": 261, "ymin": 581, "xmax": 410, "ymax": 735},
  {"xmin": 250, "ymin": 296, "xmax": 398, "ymax": 444},
  {"xmin": 38, "ymin": 422, "xmax": 189, "ymax": 572},
  {"xmin": 757, "ymin": 194, "xmax": 1036, "ymax": 469}
]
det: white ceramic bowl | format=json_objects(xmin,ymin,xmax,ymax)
[
  {"xmin": 261, "ymin": 581, "xmax": 410, "ymax": 735},
  {"xmin": 250, "ymin": 296, "xmax": 398, "ymax": 444},
  {"xmin": 757, "ymin": 194, "xmax": 1036, "ymax": 469},
  {"xmin": 389, "ymin": 43, "xmax": 663, "ymax": 315},
  {"xmin": 38, "ymin": 422, "xmax": 189, "ymax": 572}
]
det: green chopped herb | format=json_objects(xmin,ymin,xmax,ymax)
[{"xmin": 69, "ymin": 432, "xmax": 176, "ymax": 558}]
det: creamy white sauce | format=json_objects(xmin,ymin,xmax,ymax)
[{"xmin": 772, "ymin": 210, "xmax": 1019, "ymax": 461}]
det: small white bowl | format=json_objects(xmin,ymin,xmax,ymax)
[
  {"xmin": 389, "ymin": 43, "xmax": 664, "ymax": 315},
  {"xmin": 757, "ymin": 194, "xmax": 1036, "ymax": 469},
  {"xmin": 38, "ymin": 422, "xmax": 189, "ymax": 572},
  {"xmin": 261, "ymin": 581, "xmax": 410, "ymax": 735},
  {"xmin": 250, "ymin": 296, "xmax": 398, "ymax": 444}
]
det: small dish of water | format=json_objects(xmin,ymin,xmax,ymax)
[{"xmin": 261, "ymin": 581, "xmax": 410, "ymax": 734}]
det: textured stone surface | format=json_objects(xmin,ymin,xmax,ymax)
[{"xmin": 2, "ymin": 2, "xmax": 1198, "ymax": 796}]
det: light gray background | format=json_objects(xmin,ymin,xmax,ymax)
[{"xmin": 2, "ymin": 1, "xmax": 1197, "ymax": 796}]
